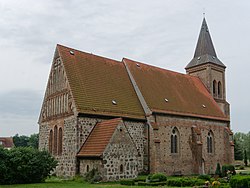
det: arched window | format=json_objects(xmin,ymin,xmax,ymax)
[
  {"xmin": 218, "ymin": 81, "xmax": 222, "ymax": 98},
  {"xmin": 120, "ymin": 164, "xmax": 124, "ymax": 174},
  {"xmin": 49, "ymin": 130, "xmax": 53, "ymax": 153},
  {"xmin": 213, "ymin": 80, "xmax": 217, "ymax": 97},
  {"xmin": 53, "ymin": 125, "xmax": 58, "ymax": 155},
  {"xmin": 171, "ymin": 127, "xmax": 179, "ymax": 153},
  {"xmin": 207, "ymin": 131, "xmax": 213, "ymax": 153},
  {"xmin": 58, "ymin": 128, "xmax": 63, "ymax": 155}
]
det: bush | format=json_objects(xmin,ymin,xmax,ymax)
[
  {"xmin": 215, "ymin": 163, "xmax": 222, "ymax": 177},
  {"xmin": 84, "ymin": 168, "xmax": 102, "ymax": 183},
  {"xmin": 239, "ymin": 165, "xmax": 245, "ymax": 170},
  {"xmin": 150, "ymin": 173, "xmax": 167, "ymax": 182},
  {"xmin": 166, "ymin": 177, "xmax": 205, "ymax": 187},
  {"xmin": 222, "ymin": 164, "xmax": 236, "ymax": 177},
  {"xmin": 137, "ymin": 181, "xmax": 166, "ymax": 186},
  {"xmin": 134, "ymin": 175, "xmax": 147, "ymax": 182},
  {"xmin": 230, "ymin": 175, "xmax": 250, "ymax": 188},
  {"xmin": 198, "ymin": 174, "xmax": 211, "ymax": 181},
  {"xmin": 0, "ymin": 147, "xmax": 57, "ymax": 185},
  {"xmin": 120, "ymin": 179, "xmax": 135, "ymax": 186}
]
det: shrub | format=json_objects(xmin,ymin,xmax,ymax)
[
  {"xmin": 198, "ymin": 174, "xmax": 211, "ymax": 181},
  {"xmin": 222, "ymin": 164, "xmax": 236, "ymax": 177},
  {"xmin": 150, "ymin": 173, "xmax": 167, "ymax": 182},
  {"xmin": 134, "ymin": 175, "xmax": 147, "ymax": 182},
  {"xmin": 137, "ymin": 181, "xmax": 166, "ymax": 186},
  {"xmin": 84, "ymin": 168, "xmax": 102, "ymax": 183},
  {"xmin": 239, "ymin": 165, "xmax": 245, "ymax": 170},
  {"xmin": 215, "ymin": 163, "xmax": 222, "ymax": 177},
  {"xmin": 120, "ymin": 179, "xmax": 135, "ymax": 186},
  {"xmin": 230, "ymin": 175, "xmax": 250, "ymax": 188},
  {"xmin": 167, "ymin": 177, "xmax": 205, "ymax": 187},
  {"xmin": 0, "ymin": 147, "xmax": 57, "ymax": 185}
]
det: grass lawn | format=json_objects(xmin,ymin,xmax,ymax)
[
  {"xmin": 0, "ymin": 181, "xmax": 192, "ymax": 188},
  {"xmin": 0, "ymin": 177, "xmax": 193, "ymax": 188}
]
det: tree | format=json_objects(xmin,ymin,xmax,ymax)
[
  {"xmin": 13, "ymin": 134, "xmax": 29, "ymax": 147},
  {"xmin": 234, "ymin": 131, "xmax": 250, "ymax": 162},
  {"xmin": 215, "ymin": 163, "xmax": 221, "ymax": 177},
  {"xmin": 234, "ymin": 138, "xmax": 243, "ymax": 160},
  {"xmin": 0, "ymin": 147, "xmax": 57, "ymax": 185},
  {"xmin": 244, "ymin": 149, "xmax": 248, "ymax": 166},
  {"xmin": 28, "ymin": 134, "xmax": 39, "ymax": 149},
  {"xmin": 13, "ymin": 133, "xmax": 39, "ymax": 149}
]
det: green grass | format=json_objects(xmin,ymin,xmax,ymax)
[{"xmin": 0, "ymin": 181, "xmax": 192, "ymax": 188}]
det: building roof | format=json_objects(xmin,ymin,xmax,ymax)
[
  {"xmin": 0, "ymin": 137, "xmax": 14, "ymax": 148},
  {"xmin": 56, "ymin": 43, "xmax": 228, "ymax": 122},
  {"xmin": 186, "ymin": 18, "xmax": 226, "ymax": 69},
  {"xmin": 57, "ymin": 45, "xmax": 145, "ymax": 120},
  {"xmin": 77, "ymin": 118, "xmax": 122, "ymax": 157},
  {"xmin": 123, "ymin": 58, "xmax": 228, "ymax": 121}
]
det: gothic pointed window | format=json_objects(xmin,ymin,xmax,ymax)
[
  {"xmin": 53, "ymin": 125, "xmax": 58, "ymax": 155},
  {"xmin": 49, "ymin": 130, "xmax": 53, "ymax": 153},
  {"xmin": 58, "ymin": 128, "xmax": 63, "ymax": 155},
  {"xmin": 213, "ymin": 80, "xmax": 217, "ymax": 97},
  {"xmin": 171, "ymin": 127, "xmax": 179, "ymax": 154},
  {"xmin": 207, "ymin": 131, "xmax": 213, "ymax": 153},
  {"xmin": 218, "ymin": 81, "xmax": 222, "ymax": 98}
]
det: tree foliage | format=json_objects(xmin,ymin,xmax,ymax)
[
  {"xmin": 13, "ymin": 133, "xmax": 39, "ymax": 149},
  {"xmin": 215, "ymin": 163, "xmax": 222, "ymax": 177},
  {"xmin": 244, "ymin": 149, "xmax": 248, "ymax": 166},
  {"xmin": 234, "ymin": 138, "xmax": 243, "ymax": 160},
  {"xmin": 234, "ymin": 132, "xmax": 250, "ymax": 162},
  {"xmin": 0, "ymin": 147, "xmax": 57, "ymax": 185}
]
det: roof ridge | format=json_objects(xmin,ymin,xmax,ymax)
[
  {"xmin": 123, "ymin": 57, "xmax": 193, "ymax": 78},
  {"xmin": 57, "ymin": 44, "xmax": 122, "ymax": 64}
]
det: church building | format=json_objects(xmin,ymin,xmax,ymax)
[{"xmin": 38, "ymin": 18, "xmax": 234, "ymax": 180}]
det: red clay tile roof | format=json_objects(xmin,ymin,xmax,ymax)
[
  {"xmin": 123, "ymin": 58, "xmax": 228, "ymax": 121},
  {"xmin": 77, "ymin": 118, "xmax": 122, "ymax": 157},
  {"xmin": 57, "ymin": 45, "xmax": 145, "ymax": 120},
  {"xmin": 0, "ymin": 137, "xmax": 14, "ymax": 148}
]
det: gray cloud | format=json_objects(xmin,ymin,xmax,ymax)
[
  {"xmin": 0, "ymin": 89, "xmax": 42, "ymax": 117},
  {"xmin": 0, "ymin": 0, "xmax": 249, "ymax": 135}
]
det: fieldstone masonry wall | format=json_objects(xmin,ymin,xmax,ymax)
[
  {"xmin": 79, "ymin": 159, "xmax": 102, "ymax": 175},
  {"xmin": 39, "ymin": 122, "xmax": 50, "ymax": 150},
  {"xmin": 102, "ymin": 122, "xmax": 139, "ymax": 181},
  {"xmin": 124, "ymin": 121, "xmax": 145, "ymax": 172}
]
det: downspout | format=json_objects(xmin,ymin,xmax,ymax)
[{"xmin": 123, "ymin": 59, "xmax": 153, "ymax": 173}]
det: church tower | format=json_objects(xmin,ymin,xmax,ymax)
[{"xmin": 186, "ymin": 18, "xmax": 230, "ymax": 117}]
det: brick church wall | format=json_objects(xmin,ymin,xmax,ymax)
[{"xmin": 149, "ymin": 114, "xmax": 233, "ymax": 175}]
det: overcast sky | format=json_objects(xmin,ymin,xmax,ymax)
[{"xmin": 0, "ymin": 0, "xmax": 249, "ymax": 136}]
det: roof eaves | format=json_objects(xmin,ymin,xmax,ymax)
[{"xmin": 152, "ymin": 108, "xmax": 230, "ymax": 122}]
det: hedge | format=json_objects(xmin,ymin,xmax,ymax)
[
  {"xmin": 166, "ymin": 177, "xmax": 205, "ymax": 187},
  {"xmin": 137, "ymin": 181, "xmax": 167, "ymax": 186},
  {"xmin": 230, "ymin": 175, "xmax": 250, "ymax": 188},
  {"xmin": 120, "ymin": 179, "xmax": 135, "ymax": 186}
]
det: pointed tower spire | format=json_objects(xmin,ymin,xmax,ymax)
[
  {"xmin": 194, "ymin": 18, "xmax": 217, "ymax": 58},
  {"xmin": 185, "ymin": 18, "xmax": 226, "ymax": 69}
]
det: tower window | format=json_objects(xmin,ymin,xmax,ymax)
[
  {"xmin": 218, "ymin": 81, "xmax": 222, "ymax": 98},
  {"xmin": 171, "ymin": 127, "xmax": 179, "ymax": 154},
  {"xmin": 213, "ymin": 80, "xmax": 217, "ymax": 97}
]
